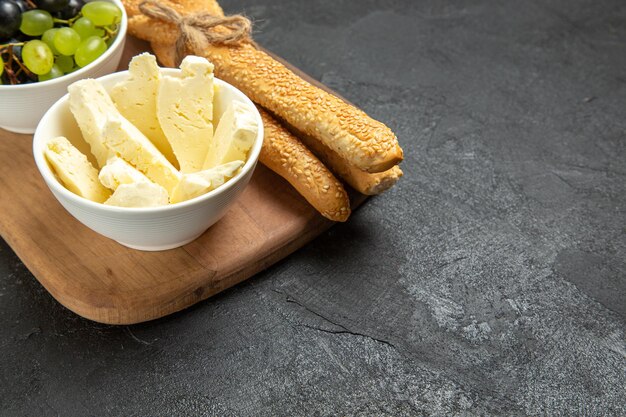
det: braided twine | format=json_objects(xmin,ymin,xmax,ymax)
[{"xmin": 138, "ymin": 0, "xmax": 253, "ymax": 65}]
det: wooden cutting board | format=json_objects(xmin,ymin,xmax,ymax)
[{"xmin": 0, "ymin": 37, "xmax": 364, "ymax": 325}]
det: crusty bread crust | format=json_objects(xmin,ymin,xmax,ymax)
[{"xmin": 123, "ymin": 0, "xmax": 403, "ymax": 173}]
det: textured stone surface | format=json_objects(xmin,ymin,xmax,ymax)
[{"xmin": 1, "ymin": 0, "xmax": 625, "ymax": 415}]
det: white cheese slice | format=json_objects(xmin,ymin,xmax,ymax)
[
  {"xmin": 104, "ymin": 182, "xmax": 168, "ymax": 208},
  {"xmin": 170, "ymin": 160, "xmax": 243, "ymax": 204},
  {"xmin": 44, "ymin": 136, "xmax": 111, "ymax": 203},
  {"xmin": 203, "ymin": 101, "xmax": 257, "ymax": 169},
  {"xmin": 68, "ymin": 79, "xmax": 118, "ymax": 168},
  {"xmin": 110, "ymin": 53, "xmax": 178, "ymax": 167},
  {"xmin": 102, "ymin": 116, "xmax": 181, "ymax": 196},
  {"xmin": 158, "ymin": 55, "xmax": 215, "ymax": 173},
  {"xmin": 98, "ymin": 156, "xmax": 152, "ymax": 189}
]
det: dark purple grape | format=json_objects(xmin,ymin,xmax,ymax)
[
  {"xmin": 55, "ymin": 0, "xmax": 83, "ymax": 19},
  {"xmin": 0, "ymin": 0, "xmax": 21, "ymax": 38},
  {"xmin": 12, "ymin": 0, "xmax": 29, "ymax": 13},
  {"xmin": 8, "ymin": 37, "xmax": 22, "ymax": 60},
  {"xmin": 33, "ymin": 0, "xmax": 69, "ymax": 13}
]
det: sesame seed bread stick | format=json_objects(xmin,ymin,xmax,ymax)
[
  {"xmin": 123, "ymin": 0, "xmax": 403, "ymax": 173},
  {"xmin": 258, "ymin": 109, "xmax": 351, "ymax": 222}
]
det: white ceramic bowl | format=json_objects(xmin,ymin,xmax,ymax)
[
  {"xmin": 0, "ymin": 0, "xmax": 127, "ymax": 134},
  {"xmin": 32, "ymin": 68, "xmax": 264, "ymax": 251}
]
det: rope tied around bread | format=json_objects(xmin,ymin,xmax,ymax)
[{"xmin": 138, "ymin": 0, "xmax": 253, "ymax": 66}]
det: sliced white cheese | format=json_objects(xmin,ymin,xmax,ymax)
[
  {"xmin": 158, "ymin": 55, "xmax": 215, "ymax": 173},
  {"xmin": 170, "ymin": 160, "xmax": 243, "ymax": 204},
  {"xmin": 68, "ymin": 79, "xmax": 118, "ymax": 168},
  {"xmin": 104, "ymin": 182, "xmax": 168, "ymax": 208},
  {"xmin": 110, "ymin": 53, "xmax": 178, "ymax": 167},
  {"xmin": 44, "ymin": 136, "xmax": 111, "ymax": 203},
  {"xmin": 99, "ymin": 156, "xmax": 152, "ymax": 190},
  {"xmin": 203, "ymin": 101, "xmax": 257, "ymax": 169},
  {"xmin": 102, "ymin": 116, "xmax": 181, "ymax": 196}
]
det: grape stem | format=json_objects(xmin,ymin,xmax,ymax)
[
  {"xmin": 12, "ymin": 55, "xmax": 34, "ymax": 79},
  {"xmin": 25, "ymin": 0, "xmax": 36, "ymax": 8},
  {"xmin": 3, "ymin": 48, "xmax": 18, "ymax": 85},
  {"xmin": 53, "ymin": 14, "xmax": 82, "ymax": 25},
  {"xmin": 103, "ymin": 26, "xmax": 119, "ymax": 40},
  {"xmin": 0, "ymin": 43, "xmax": 25, "ymax": 54},
  {"xmin": 4, "ymin": 66, "xmax": 17, "ymax": 85},
  {"xmin": 0, "ymin": 45, "xmax": 36, "ymax": 85}
]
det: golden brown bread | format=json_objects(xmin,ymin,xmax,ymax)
[
  {"xmin": 258, "ymin": 109, "xmax": 350, "ymax": 222},
  {"xmin": 123, "ymin": 0, "xmax": 403, "ymax": 173}
]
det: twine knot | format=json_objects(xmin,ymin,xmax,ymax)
[{"xmin": 138, "ymin": 0, "xmax": 253, "ymax": 65}]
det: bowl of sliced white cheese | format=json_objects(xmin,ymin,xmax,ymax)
[{"xmin": 32, "ymin": 53, "xmax": 263, "ymax": 251}]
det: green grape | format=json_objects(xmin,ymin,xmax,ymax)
[
  {"xmin": 81, "ymin": 1, "xmax": 122, "ymax": 26},
  {"xmin": 0, "ymin": 59, "xmax": 4, "ymax": 77},
  {"xmin": 41, "ymin": 28, "xmax": 60, "ymax": 55},
  {"xmin": 38, "ymin": 64, "xmax": 64, "ymax": 81},
  {"xmin": 71, "ymin": 17, "xmax": 97, "ymax": 39},
  {"xmin": 55, "ymin": 55, "xmax": 74, "ymax": 73},
  {"xmin": 74, "ymin": 35, "xmax": 106, "ymax": 67},
  {"xmin": 20, "ymin": 10, "xmax": 54, "ymax": 36},
  {"xmin": 22, "ymin": 40, "xmax": 54, "ymax": 75},
  {"xmin": 53, "ymin": 27, "xmax": 81, "ymax": 56}
]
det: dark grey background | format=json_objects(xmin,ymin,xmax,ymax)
[{"xmin": 1, "ymin": 0, "xmax": 625, "ymax": 415}]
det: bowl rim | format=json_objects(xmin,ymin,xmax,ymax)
[
  {"xmin": 0, "ymin": 0, "xmax": 128, "ymax": 91},
  {"xmin": 32, "ymin": 67, "xmax": 265, "ymax": 214}
]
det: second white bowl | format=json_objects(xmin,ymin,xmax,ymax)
[{"xmin": 0, "ymin": 0, "xmax": 128, "ymax": 134}]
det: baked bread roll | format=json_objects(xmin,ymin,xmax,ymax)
[
  {"xmin": 123, "ymin": 0, "xmax": 403, "ymax": 173},
  {"xmin": 258, "ymin": 109, "xmax": 350, "ymax": 222}
]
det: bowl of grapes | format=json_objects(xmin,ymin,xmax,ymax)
[{"xmin": 0, "ymin": 0, "xmax": 126, "ymax": 133}]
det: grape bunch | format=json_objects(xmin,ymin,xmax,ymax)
[{"xmin": 0, "ymin": 0, "xmax": 121, "ymax": 85}]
